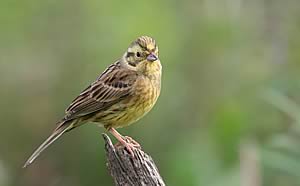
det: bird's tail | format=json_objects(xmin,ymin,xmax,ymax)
[{"xmin": 23, "ymin": 120, "xmax": 74, "ymax": 168}]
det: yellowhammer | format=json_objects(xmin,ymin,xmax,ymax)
[{"xmin": 23, "ymin": 36, "xmax": 161, "ymax": 168}]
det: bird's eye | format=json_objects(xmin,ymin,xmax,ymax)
[{"xmin": 136, "ymin": 52, "xmax": 141, "ymax": 57}]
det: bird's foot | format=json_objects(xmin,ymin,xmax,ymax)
[
  {"xmin": 114, "ymin": 137, "xmax": 138, "ymax": 157},
  {"xmin": 123, "ymin": 136, "xmax": 141, "ymax": 148},
  {"xmin": 108, "ymin": 127, "xmax": 140, "ymax": 157}
]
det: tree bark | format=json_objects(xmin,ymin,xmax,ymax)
[{"xmin": 102, "ymin": 133, "xmax": 166, "ymax": 186}]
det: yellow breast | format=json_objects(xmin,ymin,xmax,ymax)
[
  {"xmin": 99, "ymin": 61, "xmax": 161, "ymax": 128},
  {"xmin": 110, "ymin": 76, "xmax": 160, "ymax": 128}
]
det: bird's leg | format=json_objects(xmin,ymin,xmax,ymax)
[{"xmin": 108, "ymin": 127, "xmax": 137, "ymax": 157}]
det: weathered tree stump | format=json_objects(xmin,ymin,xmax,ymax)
[{"xmin": 102, "ymin": 133, "xmax": 165, "ymax": 186}]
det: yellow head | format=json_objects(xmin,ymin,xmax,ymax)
[{"xmin": 122, "ymin": 36, "xmax": 160, "ymax": 76}]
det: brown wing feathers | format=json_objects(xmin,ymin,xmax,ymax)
[{"xmin": 63, "ymin": 61, "xmax": 137, "ymax": 122}]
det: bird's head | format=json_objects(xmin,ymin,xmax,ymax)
[{"xmin": 122, "ymin": 36, "xmax": 160, "ymax": 74}]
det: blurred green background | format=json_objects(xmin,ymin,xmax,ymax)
[{"xmin": 1, "ymin": 0, "xmax": 300, "ymax": 185}]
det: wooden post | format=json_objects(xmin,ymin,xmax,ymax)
[{"xmin": 102, "ymin": 133, "xmax": 166, "ymax": 186}]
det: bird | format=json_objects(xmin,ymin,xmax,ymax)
[{"xmin": 23, "ymin": 36, "xmax": 161, "ymax": 168}]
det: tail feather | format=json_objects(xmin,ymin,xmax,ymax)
[{"xmin": 23, "ymin": 121, "xmax": 73, "ymax": 168}]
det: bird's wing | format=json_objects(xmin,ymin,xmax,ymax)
[{"xmin": 63, "ymin": 62, "xmax": 138, "ymax": 121}]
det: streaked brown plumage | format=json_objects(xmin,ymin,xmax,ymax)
[{"xmin": 23, "ymin": 36, "xmax": 161, "ymax": 168}]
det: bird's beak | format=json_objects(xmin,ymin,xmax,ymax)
[{"xmin": 147, "ymin": 53, "xmax": 158, "ymax": 62}]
